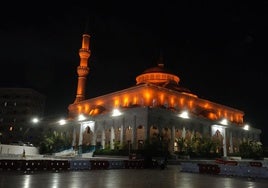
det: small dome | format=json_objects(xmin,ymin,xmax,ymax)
[
  {"xmin": 136, "ymin": 63, "xmax": 180, "ymax": 85},
  {"xmin": 136, "ymin": 63, "xmax": 193, "ymax": 94}
]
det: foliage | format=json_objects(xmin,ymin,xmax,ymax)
[
  {"xmin": 93, "ymin": 137, "xmax": 169, "ymax": 158},
  {"xmin": 93, "ymin": 148, "xmax": 129, "ymax": 156},
  {"xmin": 239, "ymin": 140, "xmax": 263, "ymax": 159},
  {"xmin": 38, "ymin": 130, "xmax": 72, "ymax": 154},
  {"xmin": 175, "ymin": 136, "xmax": 221, "ymax": 159}
]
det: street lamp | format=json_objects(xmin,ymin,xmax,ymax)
[
  {"xmin": 58, "ymin": 119, "xmax": 67, "ymax": 126},
  {"xmin": 220, "ymin": 118, "xmax": 228, "ymax": 125},
  {"xmin": 243, "ymin": 124, "xmax": 250, "ymax": 131},
  {"xmin": 178, "ymin": 110, "xmax": 189, "ymax": 119},
  {"xmin": 111, "ymin": 108, "xmax": 122, "ymax": 117},
  {"xmin": 31, "ymin": 117, "xmax": 39, "ymax": 124}
]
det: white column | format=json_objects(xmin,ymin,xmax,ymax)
[
  {"xmin": 91, "ymin": 122, "xmax": 96, "ymax": 146},
  {"xmin": 78, "ymin": 123, "xmax": 84, "ymax": 154},
  {"xmin": 110, "ymin": 126, "xmax": 115, "ymax": 149},
  {"xmin": 78, "ymin": 123, "xmax": 83, "ymax": 146},
  {"xmin": 182, "ymin": 127, "xmax": 186, "ymax": 139},
  {"xmin": 120, "ymin": 125, "xmax": 124, "ymax": 147},
  {"xmin": 72, "ymin": 127, "xmax": 76, "ymax": 148},
  {"xmin": 223, "ymin": 128, "xmax": 227, "ymax": 157},
  {"xmin": 101, "ymin": 129, "xmax": 105, "ymax": 149},
  {"xmin": 131, "ymin": 126, "xmax": 136, "ymax": 150},
  {"xmin": 171, "ymin": 126, "xmax": 175, "ymax": 152},
  {"xmin": 229, "ymin": 131, "xmax": 233, "ymax": 153},
  {"xmin": 132, "ymin": 116, "xmax": 137, "ymax": 149}
]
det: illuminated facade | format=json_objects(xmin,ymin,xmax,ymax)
[{"xmin": 68, "ymin": 34, "xmax": 261, "ymax": 156}]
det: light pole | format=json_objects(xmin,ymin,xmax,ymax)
[
  {"xmin": 21, "ymin": 117, "xmax": 40, "ymax": 145},
  {"xmin": 29, "ymin": 116, "xmax": 73, "ymax": 153}
]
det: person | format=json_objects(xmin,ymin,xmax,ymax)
[
  {"xmin": 22, "ymin": 149, "xmax": 26, "ymax": 158},
  {"xmin": 159, "ymin": 159, "xmax": 166, "ymax": 169},
  {"xmin": 160, "ymin": 152, "xmax": 168, "ymax": 170}
]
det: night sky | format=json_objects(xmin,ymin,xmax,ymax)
[{"xmin": 1, "ymin": 2, "xmax": 267, "ymax": 146}]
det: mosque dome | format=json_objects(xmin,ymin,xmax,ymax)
[
  {"xmin": 136, "ymin": 63, "xmax": 192, "ymax": 94},
  {"xmin": 136, "ymin": 63, "xmax": 180, "ymax": 85}
]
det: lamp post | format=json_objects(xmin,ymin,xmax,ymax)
[
  {"xmin": 29, "ymin": 116, "xmax": 73, "ymax": 153},
  {"xmin": 21, "ymin": 117, "xmax": 40, "ymax": 145}
]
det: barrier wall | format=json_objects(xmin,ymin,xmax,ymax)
[
  {"xmin": 0, "ymin": 159, "xmax": 153, "ymax": 171},
  {"xmin": 0, "ymin": 144, "xmax": 39, "ymax": 155},
  {"xmin": 180, "ymin": 162, "xmax": 200, "ymax": 173},
  {"xmin": 108, "ymin": 160, "xmax": 125, "ymax": 169},
  {"xmin": 181, "ymin": 161, "xmax": 268, "ymax": 179},
  {"xmin": 90, "ymin": 160, "xmax": 110, "ymax": 170},
  {"xmin": 69, "ymin": 159, "xmax": 91, "ymax": 170}
]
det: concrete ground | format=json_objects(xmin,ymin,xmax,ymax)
[{"xmin": 1, "ymin": 165, "xmax": 268, "ymax": 188}]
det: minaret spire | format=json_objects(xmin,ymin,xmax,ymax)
[{"xmin": 74, "ymin": 33, "xmax": 91, "ymax": 103}]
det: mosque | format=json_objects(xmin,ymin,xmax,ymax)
[{"xmin": 67, "ymin": 33, "xmax": 261, "ymax": 157}]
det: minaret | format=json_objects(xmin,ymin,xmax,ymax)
[{"xmin": 74, "ymin": 34, "xmax": 91, "ymax": 103}]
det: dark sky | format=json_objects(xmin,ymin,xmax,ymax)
[{"xmin": 1, "ymin": 2, "xmax": 268, "ymax": 146}]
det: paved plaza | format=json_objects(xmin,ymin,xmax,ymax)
[{"xmin": 0, "ymin": 165, "xmax": 268, "ymax": 188}]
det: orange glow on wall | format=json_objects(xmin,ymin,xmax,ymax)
[
  {"xmin": 218, "ymin": 110, "xmax": 221, "ymax": 117},
  {"xmin": 235, "ymin": 114, "xmax": 239, "ymax": 122},
  {"xmin": 180, "ymin": 98, "xmax": 185, "ymax": 106},
  {"xmin": 170, "ymin": 97, "xmax": 174, "ymax": 107},
  {"xmin": 69, "ymin": 83, "xmax": 245, "ymax": 126},
  {"xmin": 95, "ymin": 100, "xmax": 104, "ymax": 106},
  {"xmin": 188, "ymin": 100, "xmax": 193, "ymax": 109},
  {"xmin": 92, "ymin": 109, "xmax": 99, "ymax": 115},
  {"xmin": 114, "ymin": 99, "xmax": 119, "ymax": 108},
  {"xmin": 84, "ymin": 104, "xmax": 89, "ymax": 113},
  {"xmin": 234, "ymin": 114, "xmax": 243, "ymax": 124},
  {"xmin": 77, "ymin": 105, "xmax": 82, "ymax": 113},
  {"xmin": 160, "ymin": 93, "xmax": 164, "ymax": 104},
  {"xmin": 204, "ymin": 103, "xmax": 210, "ymax": 109},
  {"xmin": 144, "ymin": 91, "xmax": 151, "ymax": 105},
  {"xmin": 89, "ymin": 109, "xmax": 94, "ymax": 115},
  {"xmin": 123, "ymin": 97, "xmax": 129, "ymax": 107},
  {"xmin": 208, "ymin": 113, "xmax": 217, "ymax": 120},
  {"xmin": 133, "ymin": 96, "xmax": 137, "ymax": 104}
]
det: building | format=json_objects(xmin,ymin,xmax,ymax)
[
  {"xmin": 68, "ymin": 34, "xmax": 261, "ymax": 156},
  {"xmin": 0, "ymin": 88, "xmax": 46, "ymax": 144}
]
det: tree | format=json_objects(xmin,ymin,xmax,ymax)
[
  {"xmin": 239, "ymin": 140, "xmax": 263, "ymax": 159},
  {"xmin": 38, "ymin": 130, "xmax": 72, "ymax": 154}
]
